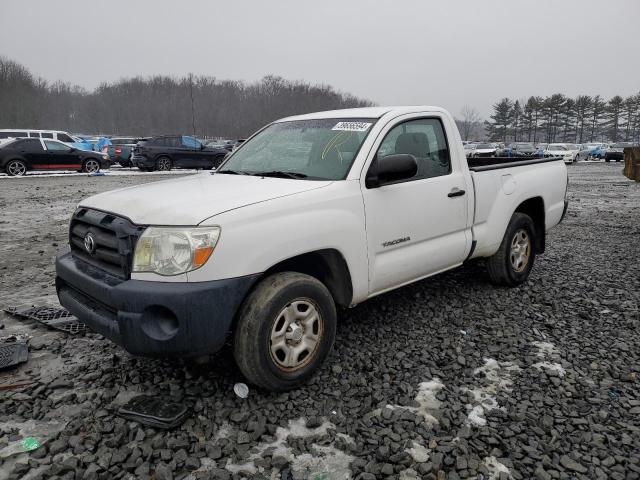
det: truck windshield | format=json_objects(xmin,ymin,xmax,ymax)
[{"xmin": 218, "ymin": 118, "xmax": 376, "ymax": 180}]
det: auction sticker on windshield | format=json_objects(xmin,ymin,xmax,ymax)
[{"xmin": 332, "ymin": 121, "xmax": 372, "ymax": 132}]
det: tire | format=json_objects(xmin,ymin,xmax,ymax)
[
  {"xmin": 5, "ymin": 159, "xmax": 27, "ymax": 176},
  {"xmin": 82, "ymin": 159, "xmax": 101, "ymax": 173},
  {"xmin": 486, "ymin": 213, "xmax": 536, "ymax": 287},
  {"xmin": 156, "ymin": 156, "xmax": 172, "ymax": 171},
  {"xmin": 233, "ymin": 272, "xmax": 337, "ymax": 391},
  {"xmin": 213, "ymin": 155, "xmax": 226, "ymax": 169}
]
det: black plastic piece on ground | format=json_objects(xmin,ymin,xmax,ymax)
[
  {"xmin": 0, "ymin": 338, "xmax": 29, "ymax": 370},
  {"xmin": 117, "ymin": 395, "xmax": 189, "ymax": 429},
  {"xmin": 4, "ymin": 305, "xmax": 88, "ymax": 335}
]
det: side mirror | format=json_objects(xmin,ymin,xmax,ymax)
[
  {"xmin": 69, "ymin": 147, "xmax": 77, "ymax": 152},
  {"xmin": 366, "ymin": 154, "xmax": 418, "ymax": 188},
  {"xmin": 200, "ymin": 143, "xmax": 206, "ymax": 150}
]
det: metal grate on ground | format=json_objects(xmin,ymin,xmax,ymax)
[
  {"xmin": 4, "ymin": 305, "xmax": 88, "ymax": 335},
  {"xmin": 0, "ymin": 336, "xmax": 29, "ymax": 370}
]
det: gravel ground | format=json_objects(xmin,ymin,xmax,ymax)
[{"xmin": 0, "ymin": 163, "xmax": 638, "ymax": 480}]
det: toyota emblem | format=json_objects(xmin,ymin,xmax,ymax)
[{"xmin": 84, "ymin": 233, "xmax": 96, "ymax": 255}]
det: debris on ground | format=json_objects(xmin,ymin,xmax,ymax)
[
  {"xmin": 4, "ymin": 304, "xmax": 87, "ymax": 334},
  {"xmin": 117, "ymin": 395, "xmax": 190, "ymax": 429},
  {"xmin": 233, "ymin": 382, "xmax": 249, "ymax": 398},
  {"xmin": 0, "ymin": 420, "xmax": 67, "ymax": 460},
  {"xmin": 0, "ymin": 334, "xmax": 29, "ymax": 370}
]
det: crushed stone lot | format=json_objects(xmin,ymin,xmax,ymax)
[{"xmin": 0, "ymin": 163, "xmax": 639, "ymax": 480}]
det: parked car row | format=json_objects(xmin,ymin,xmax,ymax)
[
  {"xmin": 0, "ymin": 138, "xmax": 110, "ymax": 176},
  {"xmin": 0, "ymin": 128, "xmax": 241, "ymax": 175},
  {"xmin": 463, "ymin": 139, "xmax": 638, "ymax": 164}
]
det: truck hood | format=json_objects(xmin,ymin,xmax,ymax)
[{"xmin": 79, "ymin": 173, "xmax": 333, "ymax": 225}]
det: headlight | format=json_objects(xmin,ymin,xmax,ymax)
[{"xmin": 133, "ymin": 226, "xmax": 221, "ymax": 276}]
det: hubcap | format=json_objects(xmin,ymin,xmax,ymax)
[
  {"xmin": 269, "ymin": 299, "xmax": 322, "ymax": 371},
  {"xmin": 158, "ymin": 158, "xmax": 170, "ymax": 170},
  {"xmin": 8, "ymin": 161, "xmax": 26, "ymax": 176},
  {"xmin": 85, "ymin": 160, "xmax": 99, "ymax": 173},
  {"xmin": 510, "ymin": 229, "xmax": 531, "ymax": 273}
]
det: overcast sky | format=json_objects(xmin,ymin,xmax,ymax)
[{"xmin": 1, "ymin": 0, "xmax": 638, "ymax": 118}]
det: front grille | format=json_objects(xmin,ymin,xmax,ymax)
[{"xmin": 69, "ymin": 208, "xmax": 144, "ymax": 279}]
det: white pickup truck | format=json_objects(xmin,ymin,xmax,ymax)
[{"xmin": 56, "ymin": 106, "xmax": 568, "ymax": 391}]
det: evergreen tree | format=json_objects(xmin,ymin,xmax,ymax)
[
  {"xmin": 605, "ymin": 95, "xmax": 624, "ymax": 141},
  {"xmin": 485, "ymin": 98, "xmax": 513, "ymax": 142}
]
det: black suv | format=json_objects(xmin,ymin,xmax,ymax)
[{"xmin": 132, "ymin": 135, "xmax": 228, "ymax": 171}]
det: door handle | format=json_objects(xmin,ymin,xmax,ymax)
[{"xmin": 448, "ymin": 188, "xmax": 466, "ymax": 198}]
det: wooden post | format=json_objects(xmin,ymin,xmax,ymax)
[{"xmin": 623, "ymin": 147, "xmax": 640, "ymax": 182}]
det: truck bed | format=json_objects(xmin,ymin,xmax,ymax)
[{"xmin": 467, "ymin": 156, "xmax": 563, "ymax": 171}]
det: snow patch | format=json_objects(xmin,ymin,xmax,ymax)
[
  {"xmin": 533, "ymin": 361, "xmax": 566, "ymax": 377},
  {"xmin": 405, "ymin": 441, "xmax": 430, "ymax": 463},
  {"xmin": 483, "ymin": 456, "xmax": 512, "ymax": 479},
  {"xmin": 399, "ymin": 468, "xmax": 421, "ymax": 479},
  {"xmin": 464, "ymin": 358, "xmax": 520, "ymax": 427},
  {"xmin": 532, "ymin": 341, "xmax": 558, "ymax": 358},
  {"xmin": 385, "ymin": 378, "xmax": 443, "ymax": 427},
  {"xmin": 531, "ymin": 341, "xmax": 566, "ymax": 376},
  {"xmin": 292, "ymin": 445, "xmax": 353, "ymax": 479},
  {"xmin": 223, "ymin": 418, "xmax": 354, "ymax": 478}
]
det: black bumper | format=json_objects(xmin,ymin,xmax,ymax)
[
  {"xmin": 56, "ymin": 252, "xmax": 259, "ymax": 357},
  {"xmin": 131, "ymin": 155, "xmax": 154, "ymax": 168}
]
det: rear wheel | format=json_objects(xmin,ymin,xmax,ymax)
[
  {"xmin": 486, "ymin": 213, "xmax": 536, "ymax": 287},
  {"xmin": 82, "ymin": 159, "xmax": 100, "ymax": 173},
  {"xmin": 233, "ymin": 272, "xmax": 337, "ymax": 391},
  {"xmin": 156, "ymin": 156, "xmax": 172, "ymax": 171},
  {"xmin": 6, "ymin": 159, "xmax": 27, "ymax": 176}
]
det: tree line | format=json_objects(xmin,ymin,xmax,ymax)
[
  {"xmin": 484, "ymin": 94, "xmax": 640, "ymax": 144},
  {"xmin": 0, "ymin": 57, "xmax": 373, "ymax": 138}
]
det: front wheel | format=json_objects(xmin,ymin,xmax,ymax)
[
  {"xmin": 233, "ymin": 272, "xmax": 337, "ymax": 391},
  {"xmin": 156, "ymin": 156, "xmax": 172, "ymax": 171},
  {"xmin": 82, "ymin": 159, "xmax": 101, "ymax": 173},
  {"xmin": 6, "ymin": 159, "xmax": 27, "ymax": 176},
  {"xmin": 486, "ymin": 213, "xmax": 536, "ymax": 287}
]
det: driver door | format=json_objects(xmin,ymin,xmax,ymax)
[
  {"xmin": 43, "ymin": 140, "xmax": 81, "ymax": 170},
  {"xmin": 361, "ymin": 116, "xmax": 471, "ymax": 295}
]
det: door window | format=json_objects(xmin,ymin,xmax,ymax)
[
  {"xmin": 41, "ymin": 132, "xmax": 54, "ymax": 138},
  {"xmin": 0, "ymin": 131, "xmax": 28, "ymax": 138},
  {"xmin": 44, "ymin": 140, "xmax": 71, "ymax": 151},
  {"xmin": 17, "ymin": 139, "xmax": 44, "ymax": 152},
  {"xmin": 376, "ymin": 118, "xmax": 451, "ymax": 180},
  {"xmin": 57, "ymin": 133, "xmax": 74, "ymax": 142},
  {"xmin": 181, "ymin": 136, "xmax": 201, "ymax": 148}
]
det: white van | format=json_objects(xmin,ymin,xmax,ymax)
[{"xmin": 0, "ymin": 129, "xmax": 92, "ymax": 150}]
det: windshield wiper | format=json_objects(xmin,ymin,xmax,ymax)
[
  {"xmin": 216, "ymin": 169, "xmax": 249, "ymax": 175},
  {"xmin": 252, "ymin": 170, "xmax": 308, "ymax": 179}
]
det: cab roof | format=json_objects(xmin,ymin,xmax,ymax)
[{"xmin": 277, "ymin": 106, "xmax": 447, "ymax": 122}]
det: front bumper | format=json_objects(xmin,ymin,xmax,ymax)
[
  {"xmin": 55, "ymin": 252, "xmax": 259, "ymax": 357},
  {"xmin": 560, "ymin": 199, "xmax": 569, "ymax": 223}
]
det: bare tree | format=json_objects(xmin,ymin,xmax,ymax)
[{"xmin": 459, "ymin": 105, "xmax": 481, "ymax": 141}]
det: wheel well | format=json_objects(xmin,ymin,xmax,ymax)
[
  {"xmin": 515, "ymin": 197, "xmax": 545, "ymax": 253},
  {"xmin": 261, "ymin": 249, "xmax": 353, "ymax": 308}
]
